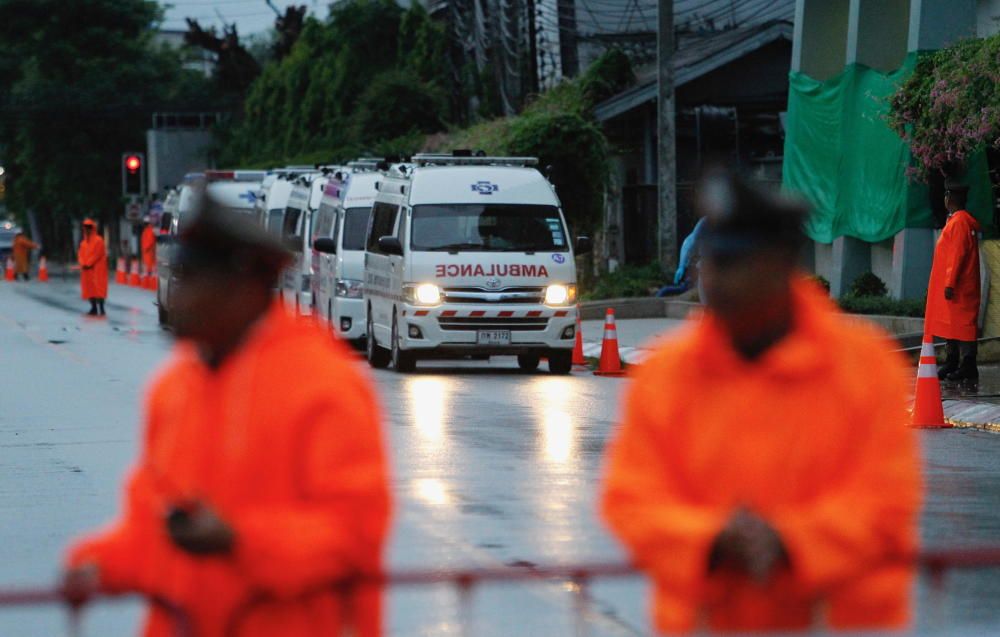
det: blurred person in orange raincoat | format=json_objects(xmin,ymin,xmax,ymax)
[
  {"xmin": 12, "ymin": 231, "xmax": 39, "ymax": 280},
  {"xmin": 141, "ymin": 216, "xmax": 157, "ymax": 279},
  {"xmin": 63, "ymin": 200, "xmax": 392, "ymax": 637},
  {"xmin": 601, "ymin": 167, "xmax": 921, "ymax": 635},
  {"xmin": 926, "ymin": 180, "xmax": 981, "ymax": 384},
  {"xmin": 78, "ymin": 218, "xmax": 108, "ymax": 316}
]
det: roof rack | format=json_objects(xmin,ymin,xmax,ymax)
[{"xmin": 412, "ymin": 154, "xmax": 538, "ymax": 168}]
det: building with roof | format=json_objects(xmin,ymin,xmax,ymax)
[{"xmin": 594, "ymin": 19, "xmax": 793, "ymax": 267}]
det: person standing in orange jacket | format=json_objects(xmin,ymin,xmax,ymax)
[
  {"xmin": 140, "ymin": 216, "xmax": 157, "ymax": 280},
  {"xmin": 62, "ymin": 200, "xmax": 392, "ymax": 637},
  {"xmin": 600, "ymin": 167, "xmax": 921, "ymax": 635},
  {"xmin": 926, "ymin": 180, "xmax": 981, "ymax": 384},
  {"xmin": 77, "ymin": 218, "xmax": 108, "ymax": 316},
  {"xmin": 12, "ymin": 231, "xmax": 39, "ymax": 281}
]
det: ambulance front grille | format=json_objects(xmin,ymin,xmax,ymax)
[
  {"xmin": 437, "ymin": 316, "xmax": 550, "ymax": 331},
  {"xmin": 441, "ymin": 287, "xmax": 545, "ymax": 304}
]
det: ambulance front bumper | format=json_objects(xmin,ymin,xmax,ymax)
[
  {"xmin": 334, "ymin": 296, "xmax": 366, "ymax": 340},
  {"xmin": 397, "ymin": 304, "xmax": 576, "ymax": 355}
]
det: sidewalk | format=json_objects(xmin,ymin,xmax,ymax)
[{"xmin": 580, "ymin": 317, "xmax": 684, "ymax": 364}]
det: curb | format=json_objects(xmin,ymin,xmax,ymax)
[{"xmin": 943, "ymin": 400, "xmax": 1000, "ymax": 433}]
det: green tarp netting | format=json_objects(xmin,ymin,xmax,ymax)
[{"xmin": 782, "ymin": 53, "xmax": 993, "ymax": 244}]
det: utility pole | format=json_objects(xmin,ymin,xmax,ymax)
[{"xmin": 657, "ymin": 0, "xmax": 677, "ymax": 269}]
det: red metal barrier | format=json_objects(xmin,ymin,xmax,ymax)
[{"xmin": 0, "ymin": 548, "xmax": 998, "ymax": 636}]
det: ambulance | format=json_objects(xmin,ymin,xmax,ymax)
[
  {"xmin": 311, "ymin": 161, "xmax": 382, "ymax": 345},
  {"xmin": 279, "ymin": 172, "xmax": 328, "ymax": 314},
  {"xmin": 204, "ymin": 170, "xmax": 266, "ymax": 216},
  {"xmin": 363, "ymin": 153, "xmax": 591, "ymax": 373},
  {"xmin": 156, "ymin": 173, "xmax": 204, "ymax": 326}
]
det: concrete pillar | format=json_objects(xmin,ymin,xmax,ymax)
[
  {"xmin": 890, "ymin": 228, "xmax": 934, "ymax": 299},
  {"xmin": 847, "ymin": 0, "xmax": 911, "ymax": 71},
  {"xmin": 792, "ymin": 0, "xmax": 851, "ymax": 78},
  {"xmin": 871, "ymin": 239, "xmax": 895, "ymax": 292},
  {"xmin": 816, "ymin": 237, "xmax": 872, "ymax": 297},
  {"xmin": 909, "ymin": 0, "xmax": 978, "ymax": 51}
]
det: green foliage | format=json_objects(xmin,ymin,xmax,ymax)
[
  {"xmin": 581, "ymin": 264, "xmax": 669, "ymax": 300},
  {"xmin": 579, "ymin": 48, "xmax": 635, "ymax": 106},
  {"xmin": 888, "ymin": 36, "xmax": 1000, "ymax": 178},
  {"xmin": 848, "ymin": 271, "xmax": 889, "ymax": 298},
  {"xmin": 0, "ymin": 0, "xmax": 218, "ymax": 256},
  {"xmin": 220, "ymin": 0, "xmax": 452, "ymax": 166},
  {"xmin": 351, "ymin": 71, "xmax": 445, "ymax": 146},
  {"xmin": 838, "ymin": 295, "xmax": 925, "ymax": 317},
  {"xmin": 810, "ymin": 275, "xmax": 831, "ymax": 293}
]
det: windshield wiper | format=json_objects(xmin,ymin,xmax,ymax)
[{"xmin": 427, "ymin": 242, "xmax": 490, "ymax": 253}]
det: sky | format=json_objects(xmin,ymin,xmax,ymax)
[{"xmin": 159, "ymin": 0, "xmax": 330, "ymax": 36}]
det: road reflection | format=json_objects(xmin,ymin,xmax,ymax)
[
  {"xmin": 407, "ymin": 376, "xmax": 448, "ymax": 449},
  {"xmin": 533, "ymin": 377, "xmax": 576, "ymax": 466}
]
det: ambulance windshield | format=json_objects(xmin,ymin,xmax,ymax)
[{"xmin": 411, "ymin": 204, "xmax": 568, "ymax": 252}]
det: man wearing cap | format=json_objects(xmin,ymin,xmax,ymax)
[
  {"xmin": 601, "ymin": 168, "xmax": 920, "ymax": 634},
  {"xmin": 78, "ymin": 218, "xmax": 108, "ymax": 316},
  {"xmin": 926, "ymin": 181, "xmax": 981, "ymax": 384},
  {"xmin": 140, "ymin": 216, "xmax": 157, "ymax": 285},
  {"xmin": 63, "ymin": 200, "xmax": 392, "ymax": 636}
]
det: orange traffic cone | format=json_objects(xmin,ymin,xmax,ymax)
[
  {"xmin": 572, "ymin": 308, "xmax": 588, "ymax": 370},
  {"xmin": 128, "ymin": 259, "xmax": 141, "ymax": 287},
  {"xmin": 115, "ymin": 257, "xmax": 126, "ymax": 284},
  {"xmin": 911, "ymin": 337, "xmax": 950, "ymax": 428},
  {"xmin": 594, "ymin": 308, "xmax": 626, "ymax": 377},
  {"xmin": 37, "ymin": 257, "xmax": 49, "ymax": 282},
  {"xmin": 4, "ymin": 257, "xmax": 14, "ymax": 281}
]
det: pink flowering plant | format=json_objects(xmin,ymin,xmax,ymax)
[{"xmin": 888, "ymin": 35, "xmax": 1000, "ymax": 179}]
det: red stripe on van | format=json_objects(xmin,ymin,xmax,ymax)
[
  {"xmin": 414, "ymin": 310, "xmax": 429, "ymax": 317},
  {"xmin": 470, "ymin": 310, "xmax": 486, "ymax": 317},
  {"xmin": 498, "ymin": 311, "xmax": 514, "ymax": 318},
  {"xmin": 440, "ymin": 310, "xmax": 457, "ymax": 317},
  {"xmin": 526, "ymin": 311, "xmax": 542, "ymax": 317}
]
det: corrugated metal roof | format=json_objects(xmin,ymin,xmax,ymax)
[{"xmin": 592, "ymin": 20, "xmax": 792, "ymax": 122}]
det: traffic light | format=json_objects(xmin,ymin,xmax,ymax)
[{"xmin": 122, "ymin": 152, "xmax": 145, "ymax": 197}]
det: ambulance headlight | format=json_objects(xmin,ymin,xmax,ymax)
[
  {"xmin": 544, "ymin": 284, "xmax": 575, "ymax": 306},
  {"xmin": 411, "ymin": 283, "xmax": 441, "ymax": 305}
]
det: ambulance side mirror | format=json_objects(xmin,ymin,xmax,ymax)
[
  {"xmin": 313, "ymin": 238, "xmax": 337, "ymax": 254},
  {"xmin": 575, "ymin": 236, "xmax": 593, "ymax": 255},
  {"xmin": 378, "ymin": 236, "xmax": 404, "ymax": 256}
]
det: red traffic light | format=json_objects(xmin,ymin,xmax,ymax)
[{"xmin": 125, "ymin": 155, "xmax": 141, "ymax": 173}]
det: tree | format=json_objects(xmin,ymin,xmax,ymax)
[
  {"xmin": 0, "ymin": 0, "xmax": 217, "ymax": 256},
  {"xmin": 350, "ymin": 71, "xmax": 445, "ymax": 146}
]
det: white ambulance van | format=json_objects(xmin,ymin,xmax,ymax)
[
  {"xmin": 254, "ymin": 166, "xmax": 318, "ymax": 229},
  {"xmin": 279, "ymin": 172, "xmax": 326, "ymax": 314},
  {"xmin": 363, "ymin": 153, "xmax": 591, "ymax": 373},
  {"xmin": 204, "ymin": 170, "xmax": 266, "ymax": 216},
  {"xmin": 156, "ymin": 173, "xmax": 205, "ymax": 326},
  {"xmin": 311, "ymin": 162, "xmax": 382, "ymax": 345}
]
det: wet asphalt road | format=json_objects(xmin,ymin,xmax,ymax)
[{"xmin": 0, "ymin": 279, "xmax": 998, "ymax": 636}]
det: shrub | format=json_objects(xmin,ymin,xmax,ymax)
[
  {"xmin": 848, "ymin": 271, "xmax": 888, "ymax": 298},
  {"xmin": 350, "ymin": 71, "xmax": 445, "ymax": 146},
  {"xmin": 810, "ymin": 275, "xmax": 831, "ymax": 293},
  {"xmin": 581, "ymin": 263, "xmax": 669, "ymax": 300},
  {"xmin": 838, "ymin": 295, "xmax": 925, "ymax": 317}
]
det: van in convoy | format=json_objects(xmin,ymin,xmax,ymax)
[
  {"xmin": 203, "ymin": 170, "xmax": 266, "ymax": 217},
  {"xmin": 311, "ymin": 161, "xmax": 382, "ymax": 345},
  {"xmin": 279, "ymin": 172, "xmax": 327, "ymax": 314},
  {"xmin": 253, "ymin": 166, "xmax": 318, "ymax": 230},
  {"xmin": 156, "ymin": 173, "xmax": 204, "ymax": 326},
  {"xmin": 362, "ymin": 153, "xmax": 590, "ymax": 373}
]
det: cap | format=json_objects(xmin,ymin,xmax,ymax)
[
  {"xmin": 82, "ymin": 218, "xmax": 97, "ymax": 228},
  {"xmin": 175, "ymin": 195, "xmax": 291, "ymax": 277},
  {"xmin": 696, "ymin": 167, "xmax": 808, "ymax": 258}
]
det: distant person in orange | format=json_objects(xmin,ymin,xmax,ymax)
[
  {"xmin": 140, "ymin": 216, "xmax": 157, "ymax": 279},
  {"xmin": 62, "ymin": 199, "xmax": 392, "ymax": 637},
  {"xmin": 77, "ymin": 218, "xmax": 108, "ymax": 316},
  {"xmin": 600, "ymin": 168, "xmax": 921, "ymax": 634},
  {"xmin": 12, "ymin": 231, "xmax": 39, "ymax": 281},
  {"xmin": 926, "ymin": 180, "xmax": 981, "ymax": 385}
]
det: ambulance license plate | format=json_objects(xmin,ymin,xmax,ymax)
[{"xmin": 477, "ymin": 330, "xmax": 511, "ymax": 346}]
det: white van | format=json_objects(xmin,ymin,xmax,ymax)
[
  {"xmin": 279, "ymin": 173, "xmax": 327, "ymax": 314},
  {"xmin": 363, "ymin": 154, "xmax": 590, "ymax": 373},
  {"xmin": 156, "ymin": 173, "xmax": 204, "ymax": 325},
  {"xmin": 204, "ymin": 170, "xmax": 266, "ymax": 216},
  {"xmin": 258, "ymin": 176, "xmax": 298, "ymax": 237},
  {"xmin": 254, "ymin": 166, "xmax": 319, "ymax": 230},
  {"xmin": 311, "ymin": 163, "xmax": 382, "ymax": 345}
]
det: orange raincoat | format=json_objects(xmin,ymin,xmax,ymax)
[
  {"xmin": 141, "ymin": 225, "xmax": 157, "ymax": 274},
  {"xmin": 12, "ymin": 235, "xmax": 39, "ymax": 274},
  {"xmin": 601, "ymin": 279, "xmax": 921, "ymax": 634},
  {"xmin": 925, "ymin": 210, "xmax": 980, "ymax": 341},
  {"xmin": 77, "ymin": 232, "xmax": 108, "ymax": 299},
  {"xmin": 67, "ymin": 306, "xmax": 392, "ymax": 637}
]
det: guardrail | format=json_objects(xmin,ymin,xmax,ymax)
[{"xmin": 2, "ymin": 548, "xmax": 998, "ymax": 637}]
